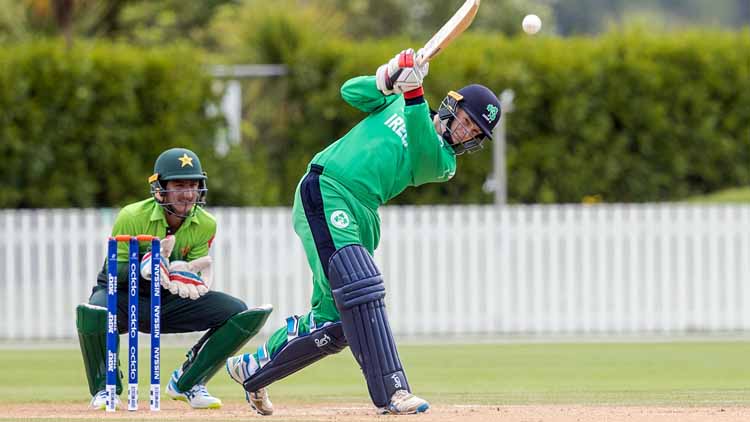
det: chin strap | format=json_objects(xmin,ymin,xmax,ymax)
[{"xmin": 161, "ymin": 203, "xmax": 193, "ymax": 220}]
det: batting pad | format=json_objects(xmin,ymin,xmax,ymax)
[
  {"xmin": 328, "ymin": 244, "xmax": 410, "ymax": 408},
  {"xmin": 243, "ymin": 321, "xmax": 347, "ymax": 392},
  {"xmin": 76, "ymin": 303, "xmax": 123, "ymax": 396}
]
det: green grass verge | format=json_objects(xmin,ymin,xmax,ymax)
[
  {"xmin": 1, "ymin": 341, "xmax": 748, "ymax": 406},
  {"xmin": 685, "ymin": 187, "xmax": 750, "ymax": 203}
]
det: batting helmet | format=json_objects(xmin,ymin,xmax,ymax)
[{"xmin": 438, "ymin": 84, "xmax": 501, "ymax": 154}]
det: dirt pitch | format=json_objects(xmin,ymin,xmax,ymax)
[{"xmin": 2, "ymin": 402, "xmax": 749, "ymax": 422}]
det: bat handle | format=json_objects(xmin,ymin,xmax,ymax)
[{"xmin": 415, "ymin": 53, "xmax": 427, "ymax": 67}]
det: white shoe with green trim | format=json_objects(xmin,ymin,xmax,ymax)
[{"xmin": 166, "ymin": 369, "xmax": 222, "ymax": 409}]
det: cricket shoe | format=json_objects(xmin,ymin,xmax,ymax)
[
  {"xmin": 166, "ymin": 369, "xmax": 222, "ymax": 409},
  {"xmin": 245, "ymin": 388, "xmax": 274, "ymax": 416},
  {"xmin": 381, "ymin": 389, "xmax": 430, "ymax": 415},
  {"xmin": 89, "ymin": 390, "xmax": 121, "ymax": 410},
  {"xmin": 226, "ymin": 355, "xmax": 273, "ymax": 415}
]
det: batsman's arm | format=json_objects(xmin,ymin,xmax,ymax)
[
  {"xmin": 404, "ymin": 97, "xmax": 457, "ymax": 186},
  {"xmin": 340, "ymin": 76, "xmax": 400, "ymax": 113}
]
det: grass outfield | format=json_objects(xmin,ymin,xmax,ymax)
[{"xmin": 1, "ymin": 341, "xmax": 748, "ymax": 407}]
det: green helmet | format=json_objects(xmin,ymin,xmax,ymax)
[
  {"xmin": 150, "ymin": 147, "xmax": 207, "ymax": 182},
  {"xmin": 148, "ymin": 148, "xmax": 208, "ymax": 217}
]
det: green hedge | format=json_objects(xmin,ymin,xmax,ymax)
[
  {"xmin": 0, "ymin": 41, "xmax": 242, "ymax": 208},
  {"xmin": 4, "ymin": 31, "xmax": 750, "ymax": 208}
]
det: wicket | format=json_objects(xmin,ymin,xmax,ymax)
[{"xmin": 105, "ymin": 235, "xmax": 161, "ymax": 412}]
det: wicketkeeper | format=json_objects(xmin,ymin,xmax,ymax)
[
  {"xmin": 76, "ymin": 147, "xmax": 272, "ymax": 410},
  {"xmin": 226, "ymin": 49, "xmax": 501, "ymax": 415}
]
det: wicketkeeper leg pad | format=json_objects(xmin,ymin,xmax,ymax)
[
  {"xmin": 243, "ymin": 319, "xmax": 347, "ymax": 392},
  {"xmin": 328, "ymin": 244, "xmax": 410, "ymax": 408},
  {"xmin": 76, "ymin": 304, "xmax": 122, "ymax": 396},
  {"xmin": 175, "ymin": 306, "xmax": 273, "ymax": 391}
]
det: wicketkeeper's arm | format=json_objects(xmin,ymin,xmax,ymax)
[{"xmin": 109, "ymin": 209, "xmax": 140, "ymax": 262}]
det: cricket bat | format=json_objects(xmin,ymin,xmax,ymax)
[{"xmin": 416, "ymin": 0, "xmax": 481, "ymax": 66}]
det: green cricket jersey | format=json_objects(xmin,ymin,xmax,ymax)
[
  {"xmin": 310, "ymin": 76, "xmax": 457, "ymax": 208},
  {"xmin": 251, "ymin": 77, "xmax": 459, "ymax": 366},
  {"xmin": 109, "ymin": 198, "xmax": 216, "ymax": 262}
]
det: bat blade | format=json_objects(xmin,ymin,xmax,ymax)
[{"xmin": 417, "ymin": 0, "xmax": 480, "ymax": 65}]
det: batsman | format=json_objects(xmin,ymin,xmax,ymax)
[
  {"xmin": 226, "ymin": 48, "xmax": 502, "ymax": 415},
  {"xmin": 76, "ymin": 147, "xmax": 272, "ymax": 410}
]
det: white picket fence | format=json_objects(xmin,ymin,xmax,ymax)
[{"xmin": 1, "ymin": 204, "xmax": 749, "ymax": 341}]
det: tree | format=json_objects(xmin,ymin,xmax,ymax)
[{"xmin": 0, "ymin": 0, "xmax": 235, "ymax": 45}]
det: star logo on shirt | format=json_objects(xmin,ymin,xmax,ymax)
[{"xmin": 178, "ymin": 153, "xmax": 194, "ymax": 167}]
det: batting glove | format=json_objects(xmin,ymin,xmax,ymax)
[
  {"xmin": 376, "ymin": 48, "xmax": 429, "ymax": 96},
  {"xmin": 167, "ymin": 256, "xmax": 212, "ymax": 300}
]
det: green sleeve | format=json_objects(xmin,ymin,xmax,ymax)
[
  {"xmin": 95, "ymin": 207, "xmax": 144, "ymax": 284},
  {"xmin": 185, "ymin": 218, "xmax": 216, "ymax": 261},
  {"xmin": 404, "ymin": 98, "xmax": 457, "ymax": 186},
  {"xmin": 340, "ymin": 76, "xmax": 400, "ymax": 113},
  {"xmin": 110, "ymin": 208, "xmax": 139, "ymax": 262}
]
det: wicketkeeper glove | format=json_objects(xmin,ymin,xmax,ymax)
[
  {"xmin": 140, "ymin": 235, "xmax": 176, "ymax": 292},
  {"xmin": 167, "ymin": 256, "xmax": 213, "ymax": 300},
  {"xmin": 376, "ymin": 48, "xmax": 429, "ymax": 96}
]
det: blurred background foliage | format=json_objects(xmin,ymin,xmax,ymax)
[
  {"xmin": 2, "ymin": 0, "xmax": 750, "ymax": 207},
  {"xmin": 6, "ymin": 0, "xmax": 750, "ymax": 45}
]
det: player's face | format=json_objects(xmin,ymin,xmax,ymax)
[
  {"xmin": 164, "ymin": 180, "xmax": 200, "ymax": 215},
  {"xmin": 449, "ymin": 108, "xmax": 483, "ymax": 144}
]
